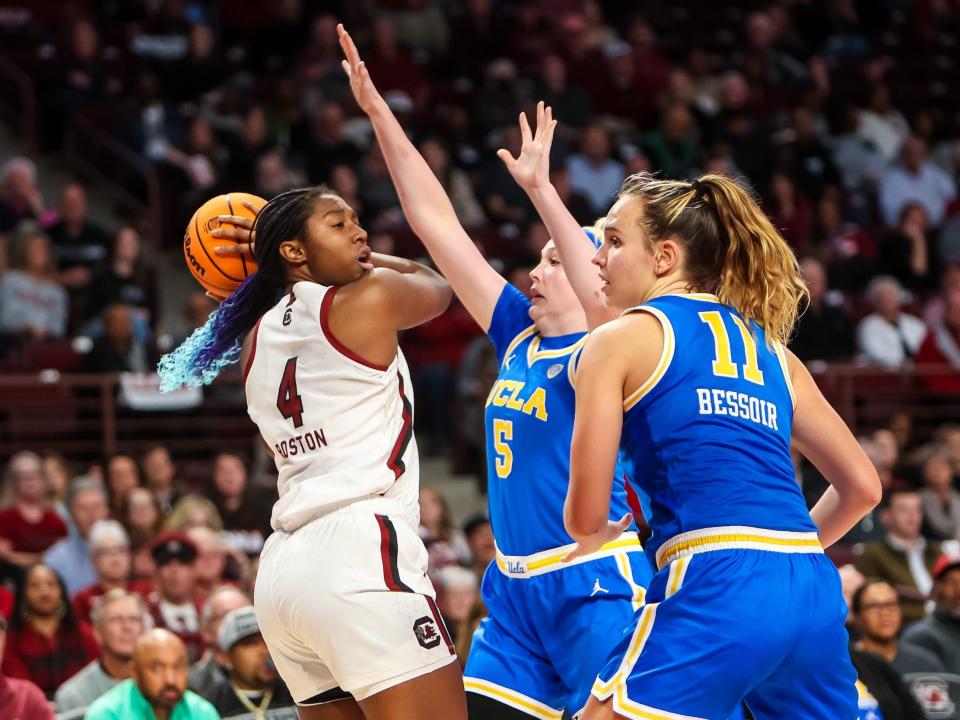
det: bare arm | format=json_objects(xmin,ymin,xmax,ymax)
[
  {"xmin": 499, "ymin": 102, "xmax": 618, "ymax": 330},
  {"xmin": 564, "ymin": 315, "xmax": 662, "ymax": 557},
  {"xmin": 789, "ymin": 350, "xmax": 882, "ymax": 547},
  {"xmin": 338, "ymin": 25, "xmax": 505, "ymax": 331}
]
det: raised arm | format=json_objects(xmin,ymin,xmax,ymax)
[
  {"xmin": 499, "ymin": 102, "xmax": 619, "ymax": 329},
  {"xmin": 338, "ymin": 24, "xmax": 505, "ymax": 331},
  {"xmin": 789, "ymin": 350, "xmax": 882, "ymax": 547}
]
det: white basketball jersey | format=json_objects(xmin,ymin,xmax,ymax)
[{"xmin": 244, "ymin": 281, "xmax": 419, "ymax": 533}]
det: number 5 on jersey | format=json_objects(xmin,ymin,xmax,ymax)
[
  {"xmin": 277, "ymin": 357, "xmax": 304, "ymax": 428},
  {"xmin": 493, "ymin": 418, "xmax": 513, "ymax": 478}
]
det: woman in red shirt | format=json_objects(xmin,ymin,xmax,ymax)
[
  {"xmin": 0, "ymin": 453, "xmax": 67, "ymax": 570},
  {"xmin": 0, "ymin": 564, "xmax": 97, "ymax": 698}
]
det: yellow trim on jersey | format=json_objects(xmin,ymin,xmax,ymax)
[
  {"xmin": 501, "ymin": 325, "xmax": 538, "ymax": 369},
  {"xmin": 526, "ymin": 333, "xmax": 587, "ymax": 366},
  {"xmin": 463, "ymin": 678, "xmax": 563, "ymax": 720},
  {"xmin": 623, "ymin": 306, "xmax": 676, "ymax": 412},
  {"xmin": 655, "ymin": 526, "xmax": 823, "ymax": 571},
  {"xmin": 615, "ymin": 553, "xmax": 647, "ymax": 612},
  {"xmin": 773, "ymin": 340, "xmax": 797, "ymax": 409},
  {"xmin": 592, "ymin": 557, "xmax": 697, "ymax": 719},
  {"xmin": 567, "ymin": 345, "xmax": 585, "ymax": 389},
  {"xmin": 495, "ymin": 532, "xmax": 643, "ymax": 578}
]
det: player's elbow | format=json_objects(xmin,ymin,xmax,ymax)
[
  {"xmin": 859, "ymin": 467, "xmax": 883, "ymax": 510},
  {"xmin": 564, "ymin": 494, "xmax": 606, "ymax": 540}
]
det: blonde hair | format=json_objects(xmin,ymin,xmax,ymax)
[
  {"xmin": 163, "ymin": 494, "xmax": 224, "ymax": 532},
  {"xmin": 617, "ymin": 172, "xmax": 807, "ymax": 345}
]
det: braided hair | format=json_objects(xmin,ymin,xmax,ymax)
[{"xmin": 158, "ymin": 187, "xmax": 328, "ymax": 391}]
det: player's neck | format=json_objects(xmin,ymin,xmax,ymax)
[
  {"xmin": 534, "ymin": 308, "xmax": 586, "ymax": 338},
  {"xmin": 645, "ymin": 276, "xmax": 694, "ymax": 302}
]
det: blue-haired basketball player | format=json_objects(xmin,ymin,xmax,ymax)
[
  {"xmin": 565, "ymin": 172, "xmax": 882, "ymax": 720},
  {"xmin": 338, "ymin": 27, "xmax": 652, "ymax": 720}
]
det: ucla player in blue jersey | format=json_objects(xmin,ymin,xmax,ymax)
[
  {"xmin": 338, "ymin": 27, "xmax": 652, "ymax": 720},
  {"xmin": 564, "ymin": 172, "xmax": 883, "ymax": 720}
]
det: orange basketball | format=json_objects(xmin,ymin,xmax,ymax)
[{"xmin": 183, "ymin": 192, "xmax": 267, "ymax": 299}]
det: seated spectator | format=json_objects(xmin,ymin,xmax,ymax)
[
  {"xmin": 164, "ymin": 495, "xmax": 224, "ymax": 533},
  {"xmin": 0, "ymin": 228, "xmax": 69, "ymax": 350},
  {"xmin": 55, "ymin": 589, "xmax": 147, "ymax": 715},
  {"xmin": 765, "ymin": 173, "xmax": 813, "ymax": 253},
  {"xmin": 145, "ymin": 532, "xmax": 204, "ymax": 663},
  {"xmin": 209, "ymin": 453, "xmax": 274, "ymax": 557},
  {"xmin": 420, "ymin": 137, "xmax": 485, "ymax": 229},
  {"xmin": 292, "ymin": 102, "xmax": 362, "ymax": 185},
  {"xmin": 141, "ymin": 445, "xmax": 181, "ymax": 515},
  {"xmin": 0, "ymin": 157, "xmax": 44, "ymax": 234},
  {"xmin": 855, "ymin": 488, "xmax": 941, "ymax": 624},
  {"xmin": 0, "ymin": 452, "xmax": 68, "ymax": 570},
  {"xmin": 186, "ymin": 527, "xmax": 236, "ymax": 602},
  {"xmin": 463, "ymin": 514, "xmax": 496, "ymax": 583},
  {"xmin": 777, "ymin": 107, "xmax": 841, "ymax": 202},
  {"xmin": 82, "ymin": 227, "xmax": 158, "ymax": 335},
  {"xmin": 85, "ymin": 629, "xmax": 218, "ymax": 719},
  {"xmin": 936, "ymin": 424, "xmax": 960, "ymax": 477},
  {"xmin": 207, "ymin": 606, "xmax": 294, "ymax": 718},
  {"xmin": 45, "ymin": 183, "xmax": 109, "ymax": 283},
  {"xmin": 436, "ymin": 566, "xmax": 479, "ymax": 646},
  {"xmin": 877, "ymin": 203, "xmax": 936, "ymax": 291},
  {"xmin": 856, "ymin": 276, "xmax": 927, "ymax": 368},
  {"xmin": 82, "ymin": 304, "xmax": 157, "ymax": 373},
  {"xmin": 72, "ymin": 520, "xmax": 153, "ymax": 625},
  {"xmin": 903, "ymin": 553, "xmax": 960, "ymax": 674},
  {"xmin": 0, "ymin": 615, "xmax": 53, "ymax": 720},
  {"xmin": 121, "ymin": 486, "xmax": 162, "ymax": 548},
  {"xmin": 919, "ymin": 445, "xmax": 960, "ymax": 542},
  {"xmin": 644, "ymin": 102, "xmax": 700, "ymax": 180},
  {"xmin": 851, "ymin": 579, "xmax": 945, "ymax": 674},
  {"xmin": 105, "ymin": 454, "xmax": 141, "ymax": 516},
  {"xmin": 565, "ymin": 123, "xmax": 625, "ymax": 217},
  {"xmin": 419, "ymin": 487, "xmax": 471, "ymax": 573},
  {"xmin": 812, "ymin": 193, "xmax": 877, "ymax": 292},
  {"xmin": 790, "ymin": 257, "xmax": 855, "ymax": 362},
  {"xmin": 188, "ymin": 585, "xmax": 249, "ymax": 697},
  {"xmin": 550, "ymin": 166, "xmax": 596, "ymax": 226},
  {"xmin": 879, "ymin": 136, "xmax": 956, "ymax": 229},
  {"xmin": 915, "ymin": 283, "xmax": 960, "ymax": 395},
  {"xmin": 0, "ymin": 564, "xmax": 97, "ymax": 697},
  {"xmin": 40, "ymin": 451, "xmax": 71, "ymax": 520},
  {"xmin": 849, "ymin": 645, "xmax": 925, "ymax": 720},
  {"xmin": 44, "ymin": 477, "xmax": 109, "ymax": 598}
]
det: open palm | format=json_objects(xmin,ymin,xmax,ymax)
[
  {"xmin": 497, "ymin": 101, "xmax": 557, "ymax": 192},
  {"xmin": 338, "ymin": 24, "xmax": 383, "ymax": 115}
]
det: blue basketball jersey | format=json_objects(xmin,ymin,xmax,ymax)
[
  {"xmin": 486, "ymin": 284, "xmax": 636, "ymax": 556},
  {"xmin": 620, "ymin": 293, "xmax": 816, "ymax": 564}
]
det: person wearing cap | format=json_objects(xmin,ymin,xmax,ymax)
[
  {"xmin": 85, "ymin": 629, "xmax": 218, "ymax": 720},
  {"xmin": 55, "ymin": 588, "xmax": 147, "ymax": 715},
  {"xmin": 72, "ymin": 519, "xmax": 154, "ymax": 625},
  {"xmin": 0, "ymin": 614, "xmax": 54, "ymax": 720},
  {"xmin": 145, "ymin": 531, "xmax": 205, "ymax": 663},
  {"xmin": 207, "ymin": 606, "xmax": 293, "ymax": 718},
  {"xmin": 903, "ymin": 553, "xmax": 960, "ymax": 674},
  {"xmin": 188, "ymin": 585, "xmax": 249, "ymax": 697}
]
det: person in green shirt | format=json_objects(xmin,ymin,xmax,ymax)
[{"xmin": 85, "ymin": 628, "xmax": 220, "ymax": 720}]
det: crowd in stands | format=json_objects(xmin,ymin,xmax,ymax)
[
  {"xmin": 1, "ymin": 0, "xmax": 960, "ymax": 717},
  {"xmin": 0, "ymin": 448, "xmax": 491, "ymax": 718}
]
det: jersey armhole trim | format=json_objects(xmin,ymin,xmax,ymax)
[
  {"xmin": 622, "ymin": 306, "xmax": 676, "ymax": 412},
  {"xmin": 500, "ymin": 324, "xmax": 538, "ymax": 368},
  {"xmin": 567, "ymin": 344, "xmax": 585, "ymax": 388},
  {"xmin": 242, "ymin": 317, "xmax": 263, "ymax": 383},
  {"xmin": 773, "ymin": 340, "xmax": 797, "ymax": 410},
  {"xmin": 319, "ymin": 286, "xmax": 391, "ymax": 372}
]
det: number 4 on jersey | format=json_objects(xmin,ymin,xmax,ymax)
[{"xmin": 277, "ymin": 357, "xmax": 305, "ymax": 428}]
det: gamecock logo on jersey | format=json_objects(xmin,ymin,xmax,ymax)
[{"xmin": 413, "ymin": 616, "xmax": 441, "ymax": 649}]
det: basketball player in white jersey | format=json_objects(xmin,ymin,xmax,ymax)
[{"xmin": 157, "ymin": 187, "xmax": 466, "ymax": 720}]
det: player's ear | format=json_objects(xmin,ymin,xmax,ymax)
[
  {"xmin": 278, "ymin": 239, "xmax": 306, "ymax": 264},
  {"xmin": 655, "ymin": 238, "xmax": 681, "ymax": 276}
]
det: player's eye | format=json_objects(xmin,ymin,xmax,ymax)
[
  {"xmin": 332, "ymin": 222, "xmax": 344, "ymax": 229},
  {"xmin": 549, "ymin": 257, "xmax": 560, "ymax": 266}
]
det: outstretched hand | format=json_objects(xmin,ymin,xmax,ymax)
[
  {"xmin": 497, "ymin": 101, "xmax": 557, "ymax": 192},
  {"xmin": 562, "ymin": 513, "xmax": 633, "ymax": 563},
  {"xmin": 338, "ymin": 23, "xmax": 384, "ymax": 115}
]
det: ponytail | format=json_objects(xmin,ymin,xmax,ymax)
[
  {"xmin": 158, "ymin": 186, "xmax": 329, "ymax": 391},
  {"xmin": 617, "ymin": 172, "xmax": 807, "ymax": 345}
]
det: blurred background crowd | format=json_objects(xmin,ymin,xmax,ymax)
[{"xmin": 0, "ymin": 0, "xmax": 960, "ymax": 718}]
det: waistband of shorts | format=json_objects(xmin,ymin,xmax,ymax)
[
  {"xmin": 655, "ymin": 525, "xmax": 823, "ymax": 571},
  {"xmin": 495, "ymin": 531, "xmax": 642, "ymax": 578}
]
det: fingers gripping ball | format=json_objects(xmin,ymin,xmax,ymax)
[{"xmin": 183, "ymin": 193, "xmax": 266, "ymax": 299}]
